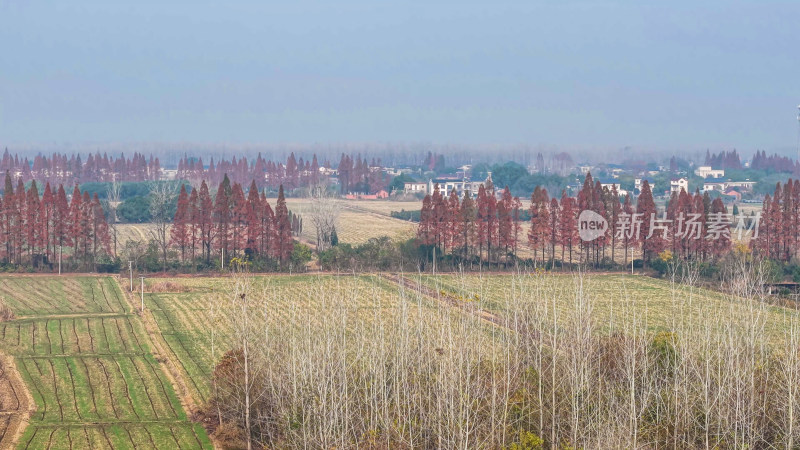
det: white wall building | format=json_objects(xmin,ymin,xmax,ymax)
[
  {"xmin": 428, "ymin": 172, "xmax": 492, "ymax": 198},
  {"xmin": 670, "ymin": 178, "xmax": 689, "ymax": 194},
  {"xmin": 403, "ymin": 182, "xmax": 427, "ymax": 194},
  {"xmin": 600, "ymin": 183, "xmax": 628, "ymax": 197},
  {"xmin": 694, "ymin": 166, "xmax": 725, "ymax": 178}
]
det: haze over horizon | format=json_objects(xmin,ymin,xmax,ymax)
[{"xmin": 1, "ymin": 1, "xmax": 798, "ymax": 154}]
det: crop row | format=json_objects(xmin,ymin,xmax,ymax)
[
  {"xmin": 21, "ymin": 422, "xmax": 209, "ymax": 449},
  {"xmin": 17, "ymin": 354, "xmax": 183, "ymax": 423},
  {"xmin": 0, "ymin": 277, "xmax": 127, "ymax": 315},
  {"xmin": 0, "ymin": 276, "xmax": 212, "ymax": 448},
  {"xmin": 0, "ymin": 315, "xmax": 147, "ymax": 356}
]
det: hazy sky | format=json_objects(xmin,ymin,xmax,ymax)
[{"xmin": 1, "ymin": 1, "xmax": 798, "ymax": 152}]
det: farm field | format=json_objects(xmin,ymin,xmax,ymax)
[
  {"xmin": 337, "ymin": 200, "xmax": 421, "ymax": 215},
  {"xmin": 140, "ymin": 274, "xmax": 470, "ymax": 406},
  {"xmin": 414, "ymin": 272, "xmax": 796, "ymax": 342},
  {"xmin": 114, "ymin": 199, "xmax": 418, "ymax": 249},
  {"xmin": 0, "ymin": 276, "xmax": 211, "ymax": 449},
  {"xmin": 283, "ymin": 198, "xmax": 417, "ymax": 245},
  {"xmin": 114, "ymin": 223, "xmax": 162, "ymax": 247},
  {"xmin": 136, "ymin": 271, "xmax": 799, "ymax": 408}
]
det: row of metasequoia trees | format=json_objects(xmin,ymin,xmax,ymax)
[
  {"xmin": 418, "ymin": 181, "xmax": 523, "ymax": 262},
  {"xmin": 2, "ymin": 148, "xmax": 391, "ymax": 195},
  {"xmin": 170, "ymin": 177, "xmax": 296, "ymax": 265},
  {"xmin": 0, "ymin": 173, "xmax": 111, "ymax": 269},
  {"xmin": 1, "ymin": 149, "xmax": 160, "ymax": 184},
  {"xmin": 704, "ymin": 149, "xmax": 742, "ymax": 170},
  {"xmin": 704, "ymin": 148, "xmax": 800, "ymax": 174},
  {"xmin": 751, "ymin": 178, "xmax": 800, "ymax": 260},
  {"xmin": 177, "ymin": 153, "xmax": 323, "ymax": 189},
  {"xmin": 177, "ymin": 152, "xmax": 389, "ymax": 194},
  {"xmin": 418, "ymin": 172, "xmax": 732, "ymax": 266}
]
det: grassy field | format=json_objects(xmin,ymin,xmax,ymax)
[
  {"xmin": 114, "ymin": 199, "xmax": 419, "ymax": 248},
  {"xmin": 414, "ymin": 272, "xmax": 796, "ymax": 342},
  {"xmin": 141, "ymin": 274, "xmax": 455, "ymax": 406},
  {"xmin": 283, "ymin": 198, "xmax": 418, "ymax": 245},
  {"xmin": 114, "ymin": 224, "xmax": 161, "ymax": 248},
  {"xmin": 0, "ymin": 276, "xmax": 211, "ymax": 449}
]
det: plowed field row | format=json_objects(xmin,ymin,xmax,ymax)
[
  {"xmin": 0, "ymin": 277, "xmax": 126, "ymax": 315},
  {"xmin": 0, "ymin": 276, "xmax": 211, "ymax": 449}
]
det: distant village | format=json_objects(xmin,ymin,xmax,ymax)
[
  {"xmin": 0, "ymin": 148, "xmax": 789, "ymax": 206},
  {"xmin": 374, "ymin": 149, "xmax": 776, "ymax": 204}
]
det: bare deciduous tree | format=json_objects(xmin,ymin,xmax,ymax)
[
  {"xmin": 215, "ymin": 265, "xmax": 264, "ymax": 450},
  {"xmin": 148, "ymin": 182, "xmax": 176, "ymax": 271},
  {"xmin": 308, "ymin": 184, "xmax": 340, "ymax": 252},
  {"xmin": 107, "ymin": 179, "xmax": 122, "ymax": 256}
]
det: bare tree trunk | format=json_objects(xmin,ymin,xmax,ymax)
[
  {"xmin": 107, "ymin": 180, "xmax": 122, "ymax": 257},
  {"xmin": 308, "ymin": 184, "xmax": 341, "ymax": 252},
  {"xmin": 148, "ymin": 182, "xmax": 176, "ymax": 272}
]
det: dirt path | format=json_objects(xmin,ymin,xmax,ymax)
[
  {"xmin": 127, "ymin": 224, "xmax": 149, "ymax": 242},
  {"xmin": 0, "ymin": 350, "xmax": 35, "ymax": 448},
  {"xmin": 380, "ymin": 273, "xmax": 508, "ymax": 329}
]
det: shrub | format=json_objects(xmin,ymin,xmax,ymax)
[{"xmin": 0, "ymin": 300, "xmax": 14, "ymax": 322}]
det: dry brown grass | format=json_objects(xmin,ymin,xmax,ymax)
[
  {"xmin": 148, "ymin": 280, "xmax": 192, "ymax": 293},
  {"xmin": 115, "ymin": 223, "xmax": 165, "ymax": 245},
  {"xmin": 284, "ymin": 198, "xmax": 417, "ymax": 245}
]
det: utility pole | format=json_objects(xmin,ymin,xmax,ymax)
[
  {"xmin": 221, "ymin": 248, "xmax": 224, "ymax": 270},
  {"xmin": 129, "ymin": 261, "xmax": 133, "ymax": 292},
  {"xmin": 140, "ymin": 277, "xmax": 145, "ymax": 312},
  {"xmin": 58, "ymin": 245, "xmax": 62, "ymax": 275}
]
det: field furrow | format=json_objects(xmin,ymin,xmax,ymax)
[{"xmin": 0, "ymin": 276, "xmax": 212, "ymax": 448}]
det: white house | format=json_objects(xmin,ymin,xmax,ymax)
[
  {"xmin": 600, "ymin": 182, "xmax": 628, "ymax": 197},
  {"xmin": 670, "ymin": 178, "xmax": 689, "ymax": 194},
  {"xmin": 694, "ymin": 166, "xmax": 725, "ymax": 178},
  {"xmin": 703, "ymin": 182, "xmax": 726, "ymax": 192},
  {"xmin": 403, "ymin": 182, "xmax": 427, "ymax": 194},
  {"xmin": 703, "ymin": 180, "xmax": 756, "ymax": 193},
  {"xmin": 427, "ymin": 172, "xmax": 492, "ymax": 198},
  {"xmin": 725, "ymin": 180, "xmax": 756, "ymax": 191}
]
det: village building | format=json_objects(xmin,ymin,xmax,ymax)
[
  {"xmin": 403, "ymin": 182, "xmax": 428, "ymax": 194},
  {"xmin": 694, "ymin": 166, "xmax": 725, "ymax": 178},
  {"xmin": 670, "ymin": 178, "xmax": 689, "ymax": 194},
  {"xmin": 427, "ymin": 172, "xmax": 493, "ymax": 198},
  {"xmin": 344, "ymin": 189, "xmax": 389, "ymax": 200}
]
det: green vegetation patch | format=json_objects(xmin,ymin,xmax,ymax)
[{"xmin": 0, "ymin": 276, "xmax": 211, "ymax": 449}]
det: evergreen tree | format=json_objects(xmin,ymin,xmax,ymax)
[
  {"xmin": 171, "ymin": 184, "xmax": 191, "ymax": 261},
  {"xmin": 330, "ymin": 226, "xmax": 339, "ymax": 247},
  {"xmin": 559, "ymin": 190, "xmax": 578, "ymax": 267},
  {"xmin": 197, "ymin": 181, "xmax": 215, "ymax": 262},
  {"xmin": 274, "ymin": 185, "xmax": 293, "ymax": 264},
  {"xmin": 636, "ymin": 180, "xmax": 662, "ymax": 262}
]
